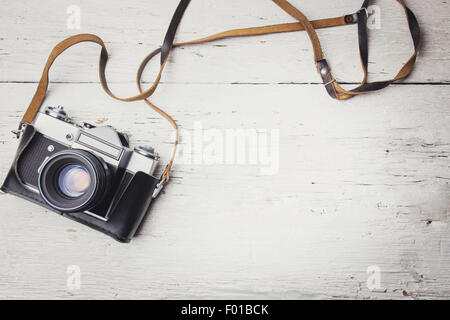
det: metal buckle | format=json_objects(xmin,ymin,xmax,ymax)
[
  {"xmin": 358, "ymin": 7, "xmax": 369, "ymax": 18},
  {"xmin": 11, "ymin": 122, "xmax": 27, "ymax": 139},
  {"xmin": 152, "ymin": 175, "xmax": 168, "ymax": 198},
  {"xmin": 317, "ymin": 59, "xmax": 331, "ymax": 82}
]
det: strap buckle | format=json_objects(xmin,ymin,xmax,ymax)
[
  {"xmin": 357, "ymin": 7, "xmax": 369, "ymax": 18},
  {"xmin": 317, "ymin": 59, "xmax": 331, "ymax": 82},
  {"xmin": 152, "ymin": 175, "xmax": 168, "ymax": 198},
  {"xmin": 11, "ymin": 122, "xmax": 27, "ymax": 139},
  {"xmin": 316, "ymin": 59, "xmax": 338, "ymax": 99}
]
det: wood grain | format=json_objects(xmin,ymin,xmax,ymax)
[{"xmin": 0, "ymin": 0, "xmax": 449, "ymax": 299}]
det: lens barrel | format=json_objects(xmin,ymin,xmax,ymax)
[{"xmin": 38, "ymin": 149, "xmax": 110, "ymax": 213}]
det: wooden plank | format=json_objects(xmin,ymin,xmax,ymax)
[
  {"xmin": 0, "ymin": 0, "xmax": 447, "ymax": 84},
  {"xmin": 0, "ymin": 83, "xmax": 449, "ymax": 299}
]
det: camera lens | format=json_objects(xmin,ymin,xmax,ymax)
[
  {"xmin": 58, "ymin": 164, "xmax": 92, "ymax": 197},
  {"xmin": 38, "ymin": 149, "xmax": 110, "ymax": 213}
]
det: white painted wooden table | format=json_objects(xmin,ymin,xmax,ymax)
[{"xmin": 0, "ymin": 0, "xmax": 449, "ymax": 299}]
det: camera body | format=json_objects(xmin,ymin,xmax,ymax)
[{"xmin": 2, "ymin": 106, "xmax": 163, "ymax": 242}]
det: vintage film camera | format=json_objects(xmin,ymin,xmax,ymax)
[{"xmin": 2, "ymin": 105, "xmax": 164, "ymax": 242}]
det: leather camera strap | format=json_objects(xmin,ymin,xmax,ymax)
[{"xmin": 18, "ymin": 0, "xmax": 420, "ymax": 184}]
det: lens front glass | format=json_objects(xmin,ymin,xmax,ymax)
[
  {"xmin": 57, "ymin": 164, "xmax": 91, "ymax": 197},
  {"xmin": 38, "ymin": 149, "xmax": 110, "ymax": 213}
]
